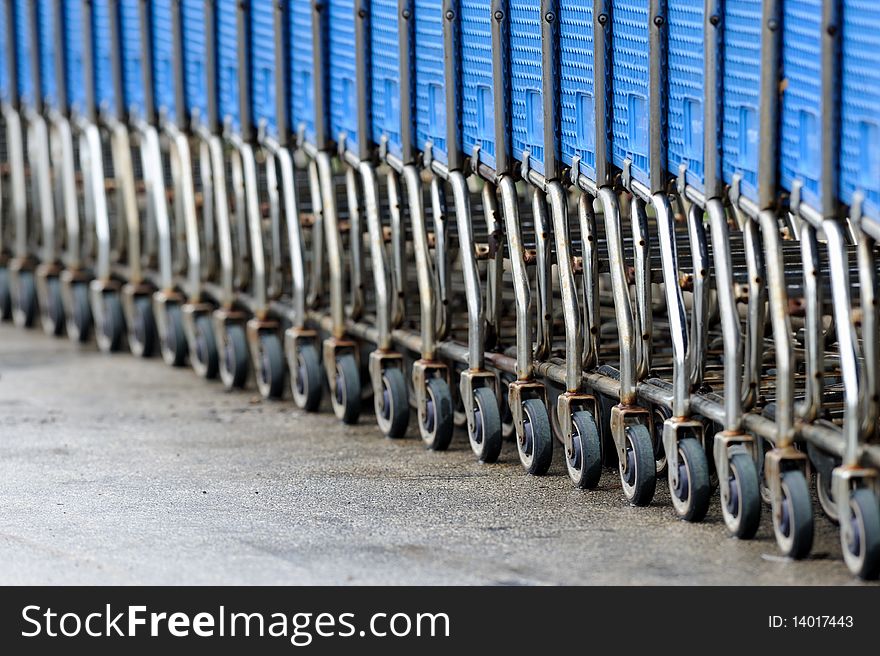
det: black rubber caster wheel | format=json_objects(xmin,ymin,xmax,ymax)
[
  {"xmin": 331, "ymin": 353, "xmax": 361, "ymax": 424},
  {"xmin": 816, "ymin": 469, "xmax": 839, "ymax": 524},
  {"xmin": 160, "ymin": 304, "xmax": 188, "ymax": 367},
  {"xmin": 376, "ymin": 367, "xmax": 409, "ymax": 439},
  {"xmin": 66, "ymin": 282, "xmax": 93, "ymax": 343},
  {"xmin": 651, "ymin": 404, "xmax": 671, "ymax": 475},
  {"xmin": 420, "ymin": 377, "xmax": 453, "ymax": 451},
  {"xmin": 0, "ymin": 268, "xmax": 11, "ymax": 320},
  {"xmin": 842, "ymin": 488, "xmax": 880, "ymax": 580},
  {"xmin": 220, "ymin": 323, "xmax": 250, "ymax": 390},
  {"xmin": 41, "ymin": 276, "xmax": 66, "ymax": 337},
  {"xmin": 566, "ymin": 410, "xmax": 602, "ymax": 489},
  {"xmin": 12, "ymin": 270, "xmax": 38, "ymax": 328},
  {"xmin": 97, "ymin": 293, "xmax": 126, "ymax": 353},
  {"xmin": 256, "ymin": 332, "xmax": 285, "ymax": 400},
  {"xmin": 468, "ymin": 386, "xmax": 502, "ymax": 463},
  {"xmin": 290, "ymin": 342, "xmax": 322, "ymax": 411},
  {"xmin": 721, "ymin": 452, "xmax": 761, "ymax": 539},
  {"xmin": 620, "ymin": 424, "xmax": 656, "ymax": 506},
  {"xmin": 773, "ymin": 470, "xmax": 814, "ymax": 560},
  {"xmin": 129, "ymin": 296, "xmax": 158, "ymax": 358},
  {"xmin": 669, "ymin": 437, "xmax": 711, "ymax": 522},
  {"xmin": 517, "ymin": 398, "xmax": 552, "ymax": 475},
  {"xmin": 191, "ymin": 314, "xmax": 219, "ymax": 380}
]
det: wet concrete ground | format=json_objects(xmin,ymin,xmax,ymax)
[{"xmin": 0, "ymin": 324, "xmax": 875, "ymax": 585}]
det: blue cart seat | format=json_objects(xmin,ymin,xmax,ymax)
[
  {"xmin": 289, "ymin": 0, "xmax": 318, "ymax": 145},
  {"xmin": 839, "ymin": 0, "xmax": 880, "ymax": 222},
  {"xmin": 370, "ymin": 0, "xmax": 402, "ymax": 158},
  {"xmin": 36, "ymin": 0, "xmax": 57, "ymax": 109},
  {"xmin": 13, "ymin": 0, "xmax": 34, "ymax": 107},
  {"xmin": 118, "ymin": 0, "xmax": 145, "ymax": 117},
  {"xmin": 62, "ymin": 0, "xmax": 86, "ymax": 114},
  {"xmin": 216, "ymin": 0, "xmax": 241, "ymax": 132},
  {"xmin": 610, "ymin": 0, "xmax": 650, "ymax": 187},
  {"xmin": 150, "ymin": 0, "xmax": 176, "ymax": 121},
  {"xmin": 780, "ymin": 0, "xmax": 822, "ymax": 210},
  {"xmin": 0, "ymin": 0, "xmax": 7, "ymax": 103},
  {"xmin": 248, "ymin": 0, "xmax": 276, "ymax": 137},
  {"xmin": 721, "ymin": 0, "xmax": 762, "ymax": 202},
  {"xmin": 558, "ymin": 0, "xmax": 596, "ymax": 181},
  {"xmin": 180, "ymin": 0, "xmax": 208, "ymax": 123},
  {"xmin": 667, "ymin": 0, "xmax": 705, "ymax": 192},
  {"xmin": 91, "ymin": 0, "xmax": 116, "ymax": 115},
  {"xmin": 509, "ymin": 0, "xmax": 544, "ymax": 175},
  {"xmin": 414, "ymin": 0, "xmax": 448, "ymax": 165},
  {"xmin": 326, "ymin": 0, "xmax": 357, "ymax": 151},
  {"xmin": 459, "ymin": 0, "xmax": 495, "ymax": 171}
]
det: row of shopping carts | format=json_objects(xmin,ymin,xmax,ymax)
[{"xmin": 1, "ymin": 0, "xmax": 879, "ymax": 579}]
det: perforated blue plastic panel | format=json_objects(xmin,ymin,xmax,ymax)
[
  {"xmin": 840, "ymin": 0, "xmax": 880, "ymax": 220},
  {"xmin": 290, "ymin": 0, "xmax": 317, "ymax": 144},
  {"xmin": 0, "ymin": 0, "xmax": 8, "ymax": 102},
  {"xmin": 180, "ymin": 0, "xmax": 208, "ymax": 122},
  {"xmin": 326, "ymin": 0, "xmax": 358, "ymax": 151},
  {"xmin": 36, "ymin": 0, "xmax": 58, "ymax": 107},
  {"xmin": 216, "ymin": 0, "xmax": 240, "ymax": 131},
  {"xmin": 459, "ymin": 0, "xmax": 494, "ymax": 170},
  {"xmin": 559, "ymin": 1, "xmax": 595, "ymax": 180},
  {"xmin": 150, "ymin": 0, "xmax": 176, "ymax": 120},
  {"xmin": 414, "ymin": 0, "xmax": 447, "ymax": 164},
  {"xmin": 118, "ymin": 0, "xmax": 145, "ymax": 116},
  {"xmin": 780, "ymin": 0, "xmax": 821, "ymax": 209},
  {"xmin": 509, "ymin": 0, "xmax": 543, "ymax": 174},
  {"xmin": 248, "ymin": 0, "xmax": 276, "ymax": 135},
  {"xmin": 92, "ymin": 0, "xmax": 116, "ymax": 114},
  {"xmin": 370, "ymin": 0, "xmax": 401, "ymax": 157},
  {"xmin": 62, "ymin": 0, "xmax": 86, "ymax": 112},
  {"xmin": 721, "ymin": 0, "xmax": 761, "ymax": 201},
  {"xmin": 667, "ymin": 0, "xmax": 704, "ymax": 190},
  {"xmin": 13, "ymin": 0, "xmax": 34, "ymax": 106},
  {"xmin": 610, "ymin": 0, "xmax": 649, "ymax": 186}
]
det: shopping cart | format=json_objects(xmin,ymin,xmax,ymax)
[{"xmin": 3, "ymin": 0, "xmax": 43, "ymax": 329}]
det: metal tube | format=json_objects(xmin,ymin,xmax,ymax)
[
  {"xmin": 547, "ymin": 181, "xmax": 581, "ymax": 392},
  {"xmin": 450, "ymin": 170, "xmax": 484, "ymax": 371}
]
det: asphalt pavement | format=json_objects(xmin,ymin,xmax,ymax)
[{"xmin": 0, "ymin": 324, "xmax": 874, "ymax": 585}]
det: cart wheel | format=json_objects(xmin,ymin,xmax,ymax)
[
  {"xmin": 67, "ymin": 281, "xmax": 93, "ymax": 343},
  {"xmin": 331, "ymin": 353, "xmax": 361, "ymax": 424},
  {"xmin": 376, "ymin": 367, "xmax": 409, "ymax": 439},
  {"xmin": 842, "ymin": 488, "xmax": 880, "ymax": 580},
  {"xmin": 0, "ymin": 267, "xmax": 11, "ymax": 320},
  {"xmin": 220, "ymin": 323, "xmax": 249, "ymax": 390},
  {"xmin": 256, "ymin": 332, "xmax": 285, "ymax": 400},
  {"xmin": 468, "ymin": 386, "xmax": 502, "ymax": 463},
  {"xmin": 721, "ymin": 452, "xmax": 761, "ymax": 539},
  {"xmin": 566, "ymin": 410, "xmax": 602, "ymax": 489},
  {"xmin": 420, "ymin": 377, "xmax": 453, "ymax": 451},
  {"xmin": 97, "ymin": 293, "xmax": 126, "ymax": 353},
  {"xmin": 129, "ymin": 296, "xmax": 158, "ymax": 358},
  {"xmin": 773, "ymin": 470, "xmax": 814, "ymax": 559},
  {"xmin": 330, "ymin": 353, "xmax": 361, "ymax": 424},
  {"xmin": 42, "ymin": 276, "xmax": 65, "ymax": 337},
  {"xmin": 517, "ymin": 398, "xmax": 552, "ymax": 475},
  {"xmin": 12, "ymin": 270, "xmax": 37, "ymax": 328},
  {"xmin": 669, "ymin": 437, "xmax": 711, "ymax": 522},
  {"xmin": 651, "ymin": 404, "xmax": 671, "ymax": 475},
  {"xmin": 192, "ymin": 314, "xmax": 219, "ymax": 380},
  {"xmin": 816, "ymin": 469, "xmax": 839, "ymax": 524},
  {"xmin": 620, "ymin": 424, "xmax": 656, "ymax": 506},
  {"xmin": 161, "ymin": 304, "xmax": 188, "ymax": 367},
  {"xmin": 499, "ymin": 374, "xmax": 515, "ymax": 441},
  {"xmin": 291, "ymin": 343, "xmax": 322, "ymax": 412}
]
